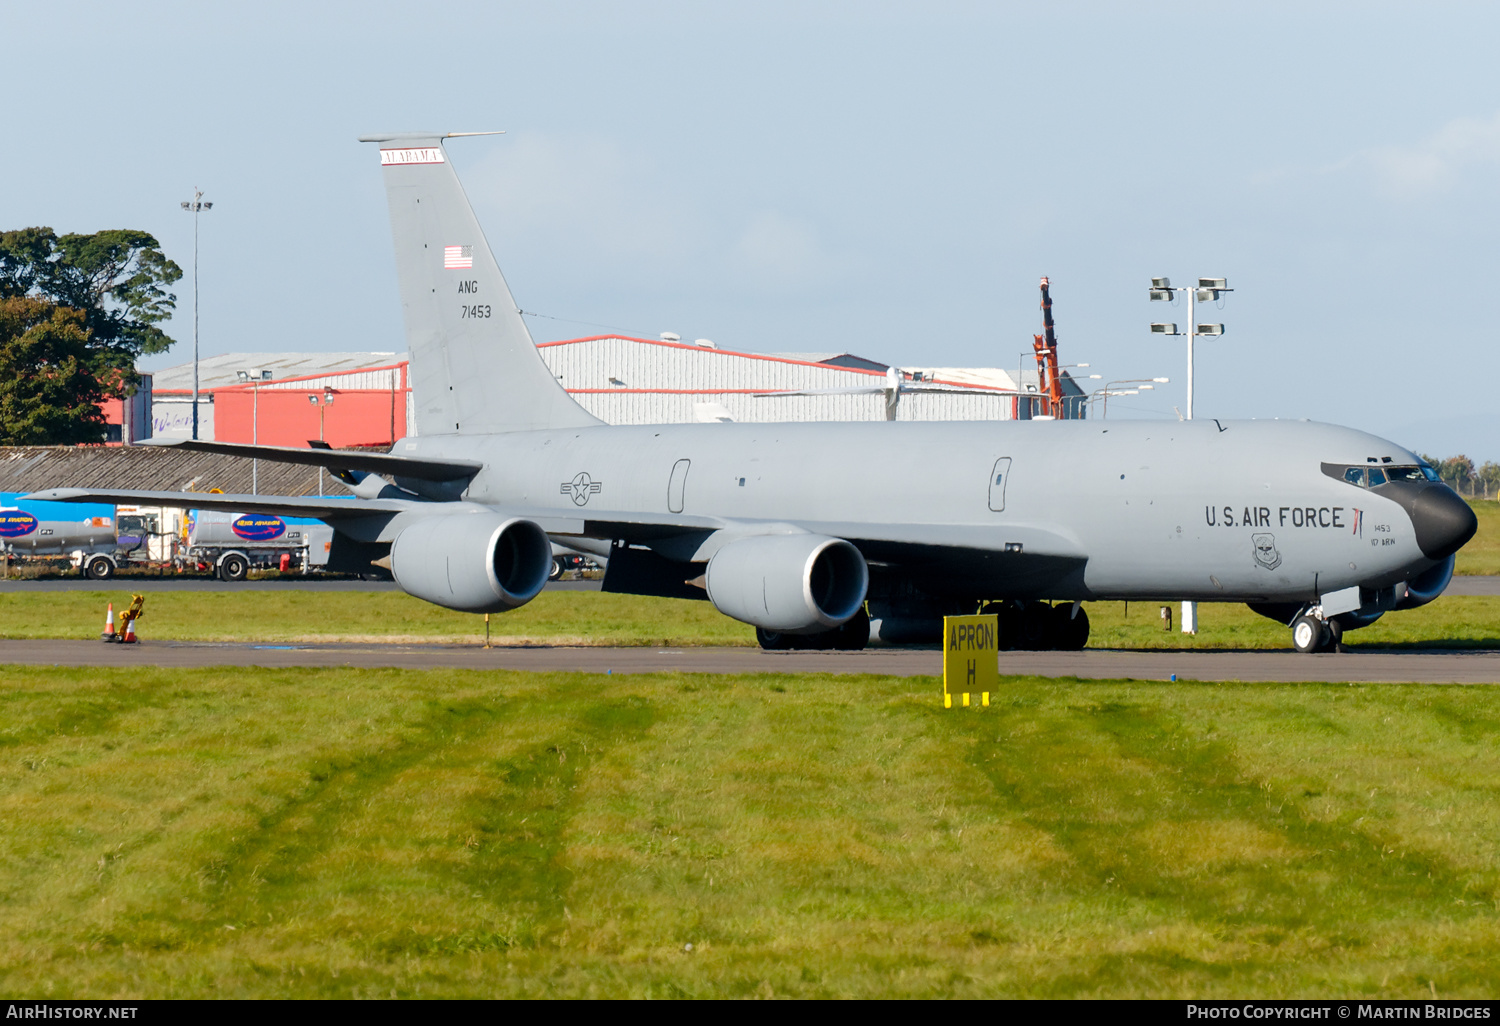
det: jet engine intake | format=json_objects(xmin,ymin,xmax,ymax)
[
  {"xmin": 705, "ymin": 534, "xmax": 868, "ymax": 633},
  {"xmin": 390, "ymin": 514, "xmax": 552, "ymax": 613},
  {"xmin": 1395, "ymin": 553, "xmax": 1455, "ymax": 610}
]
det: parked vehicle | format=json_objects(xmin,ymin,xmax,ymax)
[
  {"xmin": 0, "ymin": 497, "xmax": 121, "ymax": 579},
  {"xmin": 186, "ymin": 511, "xmax": 334, "ymax": 580},
  {"xmin": 548, "ymin": 543, "xmax": 604, "ymax": 580}
]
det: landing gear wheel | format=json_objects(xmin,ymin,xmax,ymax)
[
  {"xmin": 981, "ymin": 602, "xmax": 1020, "ymax": 650},
  {"xmin": 831, "ymin": 606, "xmax": 871, "ymax": 651},
  {"xmin": 1054, "ymin": 603, "xmax": 1090, "ymax": 651},
  {"xmin": 1017, "ymin": 602, "xmax": 1054, "ymax": 650},
  {"xmin": 219, "ymin": 554, "xmax": 249, "ymax": 582},
  {"xmin": 85, "ymin": 555, "xmax": 114, "ymax": 581},
  {"xmin": 1291, "ymin": 614, "xmax": 1328, "ymax": 654},
  {"xmin": 548, "ymin": 558, "xmax": 564, "ymax": 581},
  {"xmin": 756, "ymin": 627, "xmax": 793, "ymax": 651}
]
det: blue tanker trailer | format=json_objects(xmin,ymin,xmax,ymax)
[{"xmin": 0, "ymin": 494, "xmax": 121, "ymax": 579}]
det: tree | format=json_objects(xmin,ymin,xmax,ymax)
[
  {"xmin": 0, "ymin": 297, "xmax": 123, "ymax": 445},
  {"xmin": 0, "ymin": 227, "xmax": 181, "ymax": 443},
  {"xmin": 1479, "ymin": 461, "xmax": 1500, "ymax": 500},
  {"xmin": 1439, "ymin": 455, "xmax": 1477, "ymax": 495}
]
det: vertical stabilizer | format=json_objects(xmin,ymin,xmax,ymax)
[{"xmin": 360, "ymin": 133, "xmax": 601, "ymax": 435}]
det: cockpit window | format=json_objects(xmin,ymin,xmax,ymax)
[{"xmin": 1324, "ymin": 462, "xmax": 1439, "ymax": 488}]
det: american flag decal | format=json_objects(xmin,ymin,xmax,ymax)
[{"xmin": 444, "ymin": 245, "xmax": 473, "ymax": 269}]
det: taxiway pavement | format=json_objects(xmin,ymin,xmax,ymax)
[
  {"xmin": 4, "ymin": 576, "xmax": 1496, "ymax": 595},
  {"xmin": 1, "ymin": 640, "xmax": 1496, "ymax": 683},
  {"xmin": 0, "ymin": 578, "xmax": 601, "ymax": 593}
]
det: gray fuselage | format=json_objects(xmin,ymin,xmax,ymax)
[{"xmin": 404, "ymin": 416, "xmax": 1449, "ymax": 604}]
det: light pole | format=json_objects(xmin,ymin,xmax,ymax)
[
  {"xmin": 252, "ymin": 379, "xmax": 260, "ymax": 495},
  {"xmin": 1100, "ymin": 377, "xmax": 1170, "ymax": 418},
  {"xmin": 1148, "ymin": 277, "xmax": 1230, "ymax": 420},
  {"xmin": 1071, "ymin": 371, "xmax": 1103, "ymax": 418},
  {"xmin": 1149, "ymin": 276, "xmax": 1231, "ymax": 632},
  {"xmin": 1086, "ymin": 388, "xmax": 1138, "ymax": 418},
  {"xmin": 1015, "ymin": 357, "xmax": 1098, "ymax": 419},
  {"xmin": 309, "ymin": 390, "xmax": 335, "ymax": 494},
  {"xmin": 180, "ymin": 190, "xmax": 213, "ymax": 440}
]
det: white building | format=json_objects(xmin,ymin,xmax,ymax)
[
  {"xmin": 537, "ymin": 335, "xmax": 1086, "ymax": 424},
  {"xmin": 142, "ymin": 336, "xmax": 1086, "ymax": 441}
]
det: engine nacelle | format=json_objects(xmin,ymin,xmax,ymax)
[
  {"xmin": 705, "ymin": 534, "xmax": 868, "ymax": 633},
  {"xmin": 390, "ymin": 514, "xmax": 552, "ymax": 613},
  {"xmin": 1395, "ymin": 553, "xmax": 1455, "ymax": 611}
]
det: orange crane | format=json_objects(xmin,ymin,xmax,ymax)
[{"xmin": 1031, "ymin": 277, "xmax": 1065, "ymax": 419}]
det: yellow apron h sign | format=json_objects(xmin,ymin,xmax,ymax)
[{"xmin": 943, "ymin": 614, "xmax": 998, "ymax": 708}]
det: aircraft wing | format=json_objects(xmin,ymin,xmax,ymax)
[
  {"xmin": 753, "ymin": 386, "xmax": 1011, "ymax": 398},
  {"xmin": 784, "ymin": 520, "xmax": 1087, "ymax": 599},
  {"xmin": 137, "ymin": 438, "xmax": 482, "ymax": 482},
  {"xmin": 753, "ymin": 387, "xmax": 886, "ymax": 397},
  {"xmin": 21, "ymin": 487, "xmax": 417, "ymax": 519},
  {"xmin": 21, "ymin": 488, "xmax": 727, "ymax": 538}
]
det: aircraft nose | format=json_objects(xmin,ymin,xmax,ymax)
[{"xmin": 1409, "ymin": 485, "xmax": 1478, "ymax": 560}]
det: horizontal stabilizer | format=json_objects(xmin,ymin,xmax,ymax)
[{"xmin": 138, "ymin": 438, "xmax": 482, "ymax": 482}]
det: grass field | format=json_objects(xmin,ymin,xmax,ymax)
[
  {"xmin": 0, "ymin": 589, "xmax": 758, "ymax": 647},
  {"xmin": 2, "ymin": 588, "xmax": 1499, "ymax": 650},
  {"xmin": 1457, "ymin": 500, "xmax": 1500, "ymax": 575},
  {"xmin": 0, "ymin": 665, "xmax": 1496, "ymax": 999}
]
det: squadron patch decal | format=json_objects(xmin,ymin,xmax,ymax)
[{"xmin": 1252, "ymin": 532, "xmax": 1282, "ymax": 571}]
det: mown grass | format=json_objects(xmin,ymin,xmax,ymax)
[
  {"xmin": 1457, "ymin": 500, "xmax": 1500, "ymax": 575},
  {"xmin": 0, "ymin": 665, "xmax": 1496, "ymax": 998},
  {"xmin": 0, "ymin": 589, "xmax": 758, "ymax": 647},
  {"xmin": 2, "ymin": 589, "xmax": 1499, "ymax": 650},
  {"xmin": 1087, "ymin": 595, "xmax": 1500, "ymax": 650}
]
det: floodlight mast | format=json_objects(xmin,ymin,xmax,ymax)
[
  {"xmin": 1149, "ymin": 276, "xmax": 1231, "ymax": 634},
  {"xmin": 1148, "ymin": 276, "xmax": 1230, "ymax": 420},
  {"xmin": 180, "ymin": 189, "xmax": 213, "ymax": 440}
]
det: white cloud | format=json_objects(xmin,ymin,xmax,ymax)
[
  {"xmin": 455, "ymin": 133, "xmax": 854, "ymax": 299},
  {"xmin": 1337, "ymin": 111, "xmax": 1500, "ymax": 198},
  {"xmin": 464, "ymin": 133, "xmax": 707, "ymax": 264},
  {"xmin": 730, "ymin": 210, "xmax": 840, "ymax": 290}
]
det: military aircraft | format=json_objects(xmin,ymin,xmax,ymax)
[{"xmin": 26, "ymin": 133, "xmax": 1478, "ymax": 653}]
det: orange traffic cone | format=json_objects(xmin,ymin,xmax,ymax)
[
  {"xmin": 119, "ymin": 615, "xmax": 136, "ymax": 645},
  {"xmin": 100, "ymin": 602, "xmax": 116, "ymax": 642}
]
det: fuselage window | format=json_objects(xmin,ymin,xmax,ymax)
[
  {"xmin": 1343, "ymin": 467, "xmax": 1366, "ymax": 487},
  {"xmin": 1368, "ymin": 467, "xmax": 1387, "ymax": 487}
]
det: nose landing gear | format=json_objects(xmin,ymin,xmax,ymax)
[{"xmin": 1291, "ymin": 613, "xmax": 1342, "ymax": 654}]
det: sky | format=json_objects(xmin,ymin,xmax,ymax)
[{"xmin": 6, "ymin": 1, "xmax": 1500, "ymax": 460}]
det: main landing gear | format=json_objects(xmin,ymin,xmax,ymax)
[
  {"xmin": 756, "ymin": 607, "xmax": 871, "ymax": 651},
  {"xmin": 980, "ymin": 600, "xmax": 1090, "ymax": 651}
]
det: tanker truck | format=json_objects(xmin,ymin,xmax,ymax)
[
  {"xmin": 0, "ymin": 497, "xmax": 121, "ymax": 579},
  {"xmin": 185, "ymin": 510, "xmax": 334, "ymax": 581}
]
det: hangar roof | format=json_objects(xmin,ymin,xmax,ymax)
[
  {"xmin": 0, "ymin": 446, "xmax": 342, "ymax": 497},
  {"xmin": 151, "ymin": 353, "xmax": 404, "ymax": 391}
]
